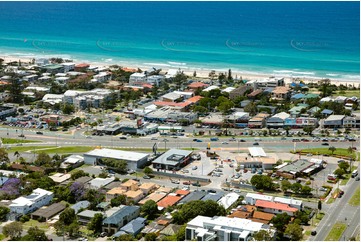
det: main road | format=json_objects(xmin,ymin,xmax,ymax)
[{"xmin": 0, "ymin": 127, "xmax": 358, "ymax": 153}]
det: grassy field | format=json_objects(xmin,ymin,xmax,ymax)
[
  {"xmin": 336, "ymin": 89, "xmax": 360, "ymax": 98},
  {"xmin": 8, "ymin": 146, "xmax": 54, "ymax": 153},
  {"xmin": 1, "ymin": 137, "xmax": 40, "ymax": 144},
  {"xmin": 325, "ymin": 222, "xmax": 347, "ymax": 241},
  {"xmin": 348, "ymin": 187, "xmax": 360, "ymax": 206},
  {"xmin": 294, "ymin": 148, "xmax": 359, "ymax": 160},
  {"xmin": 0, "ymin": 234, "xmax": 5, "ymax": 241}
]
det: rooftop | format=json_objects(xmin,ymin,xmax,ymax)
[
  {"xmin": 84, "ymin": 148, "xmax": 149, "ymax": 162},
  {"xmin": 157, "ymin": 195, "xmax": 182, "ymax": 208},
  {"xmin": 255, "ymin": 200, "xmax": 298, "ymax": 212},
  {"xmin": 103, "ymin": 206, "xmax": 140, "ymax": 225},
  {"xmin": 139, "ymin": 192, "xmax": 167, "ymax": 205},
  {"xmin": 31, "ymin": 202, "xmax": 66, "ymax": 219}
]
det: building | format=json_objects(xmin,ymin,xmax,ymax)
[
  {"xmin": 323, "ymin": 115, "xmax": 345, "ymax": 128},
  {"xmin": 157, "ymin": 195, "xmax": 183, "ymax": 209},
  {"xmin": 246, "ymin": 78, "xmax": 284, "ymax": 90},
  {"xmin": 201, "ymin": 192, "xmax": 224, "ymax": 202},
  {"xmin": 120, "ymin": 179, "xmax": 140, "ymax": 191},
  {"xmin": 178, "ymin": 191, "xmax": 207, "ymax": 205},
  {"xmin": 255, "ymin": 200, "xmax": 298, "ymax": 216},
  {"xmin": 71, "ymin": 200, "xmax": 90, "ymax": 214},
  {"xmin": 273, "ymin": 197, "xmax": 303, "ymax": 210},
  {"xmin": 139, "ymin": 182, "xmax": 159, "ymax": 195},
  {"xmin": 31, "ymin": 202, "xmax": 66, "ymax": 221},
  {"xmin": 188, "ymin": 82, "xmax": 209, "ymax": 90},
  {"xmin": 41, "ymin": 64, "xmax": 64, "ymax": 74},
  {"xmin": 78, "ymin": 210, "xmax": 103, "ymax": 225},
  {"xmin": 9, "ymin": 188, "xmax": 53, "ymax": 215},
  {"xmin": 102, "ymin": 205, "xmax": 140, "ymax": 235},
  {"xmin": 106, "ymin": 187, "xmax": 127, "ymax": 202},
  {"xmin": 218, "ymin": 192, "xmax": 240, "ymax": 209},
  {"xmin": 42, "ymin": 94, "xmax": 64, "ymax": 105},
  {"xmin": 271, "ymin": 86, "xmax": 291, "ymax": 101},
  {"xmin": 266, "ymin": 112, "xmax": 290, "ymax": 128},
  {"xmin": 129, "ymin": 73, "xmax": 146, "ymax": 83},
  {"xmin": 186, "ymin": 215, "xmax": 272, "ymax": 241},
  {"xmin": 0, "ymin": 105, "xmax": 17, "ymax": 120},
  {"xmin": 124, "ymin": 190, "xmax": 144, "ymax": 204},
  {"xmin": 84, "ymin": 148, "xmax": 149, "ymax": 170},
  {"xmin": 245, "ymin": 193, "xmax": 273, "ymax": 205},
  {"xmin": 343, "ymin": 115, "xmax": 360, "ymax": 128},
  {"xmin": 88, "ymin": 177, "xmax": 115, "ymax": 189},
  {"xmin": 284, "ymin": 117, "xmax": 318, "ymax": 128},
  {"xmin": 276, "ymin": 159, "xmax": 316, "ymax": 179},
  {"xmin": 229, "ymin": 85, "xmax": 250, "ymax": 100},
  {"xmin": 152, "ymin": 149, "xmax": 193, "ymax": 171},
  {"xmin": 248, "ymin": 113, "xmax": 270, "ymax": 129},
  {"xmin": 139, "ymin": 192, "xmax": 168, "ymax": 205},
  {"xmin": 226, "ymin": 112, "xmax": 250, "ymax": 128},
  {"xmin": 116, "ymin": 217, "xmax": 147, "ymax": 237},
  {"xmin": 61, "ymin": 63, "xmax": 75, "ymax": 72}
]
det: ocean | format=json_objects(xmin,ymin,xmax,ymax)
[{"xmin": 0, "ymin": 1, "xmax": 359, "ymax": 81}]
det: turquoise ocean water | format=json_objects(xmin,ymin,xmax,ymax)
[{"xmin": 0, "ymin": 1, "xmax": 359, "ymax": 81}]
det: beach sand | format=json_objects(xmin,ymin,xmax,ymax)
[{"xmin": 1, "ymin": 55, "xmax": 359, "ymax": 87}]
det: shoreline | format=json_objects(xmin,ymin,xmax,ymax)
[{"xmin": 1, "ymin": 55, "xmax": 360, "ymax": 87}]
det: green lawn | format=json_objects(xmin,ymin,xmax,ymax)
[
  {"xmin": 337, "ymin": 89, "xmax": 360, "ymax": 98},
  {"xmin": 1, "ymin": 137, "xmax": 41, "ymax": 144},
  {"xmin": 0, "ymin": 234, "xmax": 6, "ymax": 241},
  {"xmin": 23, "ymin": 219, "xmax": 50, "ymax": 230},
  {"xmin": 294, "ymin": 148, "xmax": 359, "ymax": 160},
  {"xmin": 8, "ymin": 146, "xmax": 54, "ymax": 153},
  {"xmin": 325, "ymin": 223, "xmax": 347, "ymax": 241},
  {"xmin": 348, "ymin": 187, "xmax": 360, "ymax": 206}
]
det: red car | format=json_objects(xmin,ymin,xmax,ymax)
[{"xmin": 183, "ymin": 181, "xmax": 191, "ymax": 185}]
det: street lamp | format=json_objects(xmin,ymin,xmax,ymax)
[{"xmin": 163, "ymin": 139, "xmax": 168, "ymax": 151}]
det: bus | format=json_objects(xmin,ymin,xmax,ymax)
[{"xmin": 351, "ymin": 170, "xmax": 358, "ymax": 178}]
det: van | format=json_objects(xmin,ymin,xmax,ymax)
[{"xmin": 352, "ymin": 170, "xmax": 358, "ymax": 178}]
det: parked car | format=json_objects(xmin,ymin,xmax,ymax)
[
  {"xmin": 36, "ymin": 131, "xmax": 43, "ymax": 135},
  {"xmin": 18, "ymin": 134, "xmax": 25, "ymax": 138},
  {"xmin": 171, "ymin": 179, "xmax": 180, "ymax": 184},
  {"xmin": 210, "ymin": 137, "xmax": 219, "ymax": 141},
  {"xmin": 207, "ymin": 189, "xmax": 216, "ymax": 193},
  {"xmin": 119, "ymin": 136, "xmax": 127, "ymax": 140},
  {"xmin": 143, "ymin": 175, "xmax": 151, "ymax": 179},
  {"xmin": 253, "ymin": 142, "xmax": 259, "ymax": 146},
  {"xmin": 183, "ymin": 181, "xmax": 191, "ymax": 185},
  {"xmin": 182, "ymin": 169, "xmax": 189, "ymax": 173},
  {"xmin": 192, "ymin": 182, "xmax": 201, "ymax": 187},
  {"xmin": 239, "ymin": 139, "xmax": 246, "ymax": 142},
  {"xmin": 192, "ymin": 166, "xmax": 198, "ymax": 170},
  {"xmin": 311, "ymin": 231, "xmax": 317, "ymax": 236},
  {"xmin": 221, "ymin": 141, "xmax": 229, "ymax": 144},
  {"xmin": 356, "ymin": 177, "xmax": 360, "ymax": 181},
  {"xmin": 322, "ymin": 142, "xmax": 329, "ymax": 146}
]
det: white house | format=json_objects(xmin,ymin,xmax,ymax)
[
  {"xmin": 245, "ymin": 193, "xmax": 273, "ymax": 205},
  {"xmin": 186, "ymin": 215, "xmax": 273, "ymax": 241},
  {"xmin": 273, "ymin": 197, "xmax": 303, "ymax": 210},
  {"xmin": 9, "ymin": 188, "xmax": 53, "ymax": 215},
  {"xmin": 218, "ymin": 192, "xmax": 240, "ymax": 209},
  {"xmin": 61, "ymin": 63, "xmax": 75, "ymax": 72},
  {"xmin": 129, "ymin": 73, "xmax": 146, "ymax": 83}
]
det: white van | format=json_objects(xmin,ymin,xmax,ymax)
[{"xmin": 352, "ymin": 170, "xmax": 358, "ymax": 178}]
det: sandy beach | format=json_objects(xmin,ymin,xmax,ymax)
[{"xmin": 1, "ymin": 55, "xmax": 359, "ymax": 87}]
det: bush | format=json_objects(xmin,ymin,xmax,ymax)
[
  {"xmin": 305, "ymin": 181, "xmax": 311, "ymax": 185},
  {"xmin": 19, "ymin": 215, "xmax": 30, "ymax": 223}
]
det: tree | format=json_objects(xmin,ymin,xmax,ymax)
[
  {"xmin": 62, "ymin": 103, "xmax": 75, "ymax": 114},
  {"xmin": 22, "ymin": 226, "xmax": 48, "ymax": 241},
  {"xmin": 2, "ymin": 221, "xmax": 23, "ymax": 240},
  {"xmin": 144, "ymin": 233, "xmax": 158, "ymax": 241},
  {"xmin": 250, "ymin": 175, "xmax": 274, "ymax": 190},
  {"xmin": 34, "ymin": 152, "xmax": 52, "ymax": 166},
  {"xmin": 303, "ymin": 126, "xmax": 315, "ymax": 136},
  {"xmin": 285, "ymin": 223, "xmax": 303, "ymax": 241},
  {"xmin": 338, "ymin": 162, "xmax": 350, "ymax": 173},
  {"xmin": 71, "ymin": 170, "xmax": 89, "ymax": 180},
  {"xmin": 290, "ymin": 182, "xmax": 302, "ymax": 193},
  {"xmin": 294, "ymin": 211, "xmax": 310, "ymax": 225},
  {"xmin": 301, "ymin": 185, "xmax": 312, "ymax": 195},
  {"xmin": 110, "ymin": 195, "xmax": 127, "ymax": 207},
  {"xmin": 117, "ymin": 234, "xmax": 135, "ymax": 241},
  {"xmin": 101, "ymin": 158, "xmax": 127, "ymax": 173},
  {"xmin": 175, "ymin": 224, "xmax": 186, "ymax": 241},
  {"xmin": 218, "ymin": 100, "xmax": 234, "ymax": 115},
  {"xmin": 0, "ymin": 148, "xmax": 10, "ymax": 163},
  {"xmin": 85, "ymin": 189, "xmax": 105, "ymax": 210},
  {"xmin": 141, "ymin": 200, "xmax": 158, "ymax": 218},
  {"xmin": 244, "ymin": 102, "xmax": 257, "ymax": 116},
  {"xmin": 87, "ymin": 213, "xmax": 103, "ymax": 234},
  {"xmin": 271, "ymin": 213, "xmax": 291, "ymax": 233},
  {"xmin": 252, "ymin": 229, "xmax": 273, "ymax": 241},
  {"xmin": 318, "ymin": 200, "xmax": 322, "ymax": 210},
  {"xmin": 144, "ymin": 166, "xmax": 153, "ymax": 175},
  {"xmin": 328, "ymin": 146, "xmax": 336, "ymax": 155},
  {"xmin": 281, "ymin": 180, "xmax": 292, "ymax": 193},
  {"xmin": 334, "ymin": 168, "xmax": 345, "ymax": 178},
  {"xmin": 59, "ymin": 207, "xmax": 77, "ymax": 225},
  {"xmin": 0, "ymin": 206, "xmax": 10, "ymax": 221}
]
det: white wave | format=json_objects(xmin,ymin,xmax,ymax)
[
  {"xmin": 273, "ymin": 70, "xmax": 294, "ymax": 73},
  {"xmin": 168, "ymin": 61, "xmax": 187, "ymax": 66},
  {"xmin": 143, "ymin": 62, "xmax": 171, "ymax": 67},
  {"xmin": 326, "ymin": 73, "xmax": 339, "ymax": 77}
]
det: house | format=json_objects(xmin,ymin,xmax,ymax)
[
  {"xmin": 124, "ymin": 190, "xmax": 144, "ymax": 204},
  {"xmin": 139, "ymin": 182, "xmax": 159, "ymax": 195},
  {"xmin": 102, "ymin": 205, "xmax": 140, "ymax": 235},
  {"xmin": 9, "ymin": 188, "xmax": 53, "ymax": 215},
  {"xmin": 248, "ymin": 113, "xmax": 270, "ymax": 128},
  {"xmin": 201, "ymin": 192, "xmax": 224, "ymax": 202},
  {"xmin": 157, "ymin": 194, "xmax": 183, "ymax": 209},
  {"xmin": 229, "ymin": 85, "xmax": 250, "ymax": 100},
  {"xmin": 78, "ymin": 210, "xmax": 103, "ymax": 225},
  {"xmin": 41, "ymin": 64, "xmax": 64, "ymax": 74},
  {"xmin": 245, "ymin": 193, "xmax": 273, "ymax": 205},
  {"xmin": 218, "ymin": 192, "xmax": 240, "ymax": 209},
  {"xmin": 246, "ymin": 78, "xmax": 284, "ymax": 90},
  {"xmin": 226, "ymin": 112, "xmax": 250, "ymax": 128},
  {"xmin": 251, "ymin": 211, "xmax": 275, "ymax": 224},
  {"xmin": 186, "ymin": 215, "xmax": 273, "ymax": 241},
  {"xmin": 255, "ymin": 200, "xmax": 298, "ymax": 216},
  {"xmin": 271, "ymin": 86, "xmax": 291, "ymax": 101},
  {"xmin": 323, "ymin": 115, "xmax": 345, "ymax": 128},
  {"xmin": 139, "ymin": 192, "xmax": 168, "ymax": 205},
  {"xmin": 188, "ymin": 82, "xmax": 209, "ymax": 90},
  {"xmin": 61, "ymin": 155, "xmax": 84, "ymax": 169},
  {"xmin": 117, "ymin": 217, "xmax": 147, "ymax": 236},
  {"xmin": 106, "ymin": 187, "xmax": 127, "ymax": 202},
  {"xmin": 273, "ymin": 197, "xmax": 303, "ymax": 210},
  {"xmin": 87, "ymin": 177, "xmax": 115, "ymax": 189},
  {"xmin": 61, "ymin": 62, "xmax": 75, "ymax": 72},
  {"xmin": 120, "ymin": 180, "xmax": 139, "ymax": 191},
  {"xmin": 31, "ymin": 202, "xmax": 66, "ymax": 221},
  {"xmin": 48, "ymin": 173, "xmax": 71, "ymax": 183},
  {"xmin": 71, "ymin": 200, "xmax": 90, "ymax": 214},
  {"xmin": 228, "ymin": 205, "xmax": 256, "ymax": 219},
  {"xmin": 74, "ymin": 63, "xmax": 90, "ymax": 72},
  {"xmin": 129, "ymin": 73, "xmax": 146, "ymax": 84},
  {"xmin": 178, "ymin": 191, "xmax": 207, "ymax": 205}
]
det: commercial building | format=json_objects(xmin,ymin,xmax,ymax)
[
  {"xmin": 0, "ymin": 105, "xmax": 17, "ymax": 120},
  {"xmin": 246, "ymin": 77, "xmax": 284, "ymax": 90},
  {"xmin": 186, "ymin": 215, "xmax": 272, "ymax": 241},
  {"xmin": 323, "ymin": 115, "xmax": 345, "ymax": 128},
  {"xmin": 152, "ymin": 149, "xmax": 193, "ymax": 171},
  {"xmin": 84, "ymin": 148, "xmax": 149, "ymax": 170},
  {"xmin": 266, "ymin": 112, "xmax": 290, "ymax": 128},
  {"xmin": 248, "ymin": 113, "xmax": 270, "ymax": 128},
  {"xmin": 9, "ymin": 188, "xmax": 53, "ymax": 215}
]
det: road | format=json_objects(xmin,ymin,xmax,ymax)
[
  {"xmin": 311, "ymin": 174, "xmax": 360, "ymax": 241},
  {"xmin": 0, "ymin": 127, "xmax": 358, "ymax": 152}
]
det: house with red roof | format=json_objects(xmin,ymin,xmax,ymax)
[
  {"xmin": 157, "ymin": 189, "xmax": 190, "ymax": 209},
  {"xmin": 187, "ymin": 82, "xmax": 209, "ymax": 90},
  {"xmin": 255, "ymin": 200, "xmax": 298, "ymax": 216}
]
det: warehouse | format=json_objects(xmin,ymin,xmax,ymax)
[
  {"xmin": 152, "ymin": 149, "xmax": 193, "ymax": 171},
  {"xmin": 84, "ymin": 148, "xmax": 149, "ymax": 169}
]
